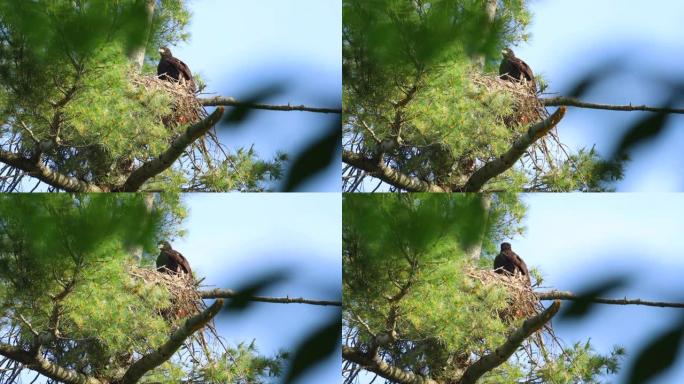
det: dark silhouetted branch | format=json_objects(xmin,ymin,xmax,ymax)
[
  {"xmin": 0, "ymin": 344, "xmax": 103, "ymax": 384},
  {"xmin": 458, "ymin": 300, "xmax": 561, "ymax": 384},
  {"xmin": 118, "ymin": 107, "xmax": 225, "ymax": 192},
  {"xmin": 120, "ymin": 299, "xmax": 223, "ymax": 384},
  {"xmin": 0, "ymin": 150, "xmax": 104, "ymax": 192},
  {"xmin": 542, "ymin": 97, "xmax": 684, "ymax": 114},
  {"xmin": 200, "ymin": 289, "xmax": 341, "ymax": 306},
  {"xmin": 342, "ymin": 151, "xmax": 448, "ymax": 192},
  {"xmin": 342, "ymin": 346, "xmax": 441, "ymax": 384},
  {"xmin": 462, "ymin": 107, "xmax": 567, "ymax": 192},
  {"xmin": 537, "ymin": 290, "xmax": 684, "ymax": 308},
  {"xmin": 199, "ymin": 97, "xmax": 341, "ymax": 114}
]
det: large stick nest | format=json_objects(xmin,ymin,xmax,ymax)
[
  {"xmin": 465, "ymin": 266, "xmax": 539, "ymax": 322},
  {"xmin": 129, "ymin": 266, "xmax": 203, "ymax": 321},
  {"xmin": 131, "ymin": 74, "xmax": 207, "ymax": 130},
  {"xmin": 470, "ymin": 72, "xmax": 546, "ymax": 128}
]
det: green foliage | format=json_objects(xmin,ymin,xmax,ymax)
[
  {"xmin": 343, "ymin": 0, "xmax": 625, "ymax": 192},
  {"xmin": 343, "ymin": 193, "xmax": 622, "ymax": 383}
]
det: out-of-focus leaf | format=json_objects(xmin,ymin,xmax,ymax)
[
  {"xmin": 282, "ymin": 117, "xmax": 341, "ymax": 191},
  {"xmin": 627, "ymin": 319, "xmax": 684, "ymax": 384},
  {"xmin": 612, "ymin": 109, "xmax": 670, "ymax": 159},
  {"xmin": 282, "ymin": 312, "xmax": 341, "ymax": 384},
  {"xmin": 221, "ymin": 84, "xmax": 287, "ymax": 126},
  {"xmin": 222, "ymin": 270, "xmax": 289, "ymax": 312},
  {"xmin": 559, "ymin": 276, "xmax": 629, "ymax": 320}
]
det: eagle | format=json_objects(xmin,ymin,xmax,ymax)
[
  {"xmin": 499, "ymin": 48, "xmax": 536, "ymax": 92},
  {"xmin": 157, "ymin": 241, "xmax": 192, "ymax": 277},
  {"xmin": 157, "ymin": 46, "xmax": 196, "ymax": 92},
  {"xmin": 494, "ymin": 242, "xmax": 530, "ymax": 285}
]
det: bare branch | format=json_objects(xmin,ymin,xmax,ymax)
[
  {"xmin": 199, "ymin": 289, "xmax": 341, "ymax": 306},
  {"xmin": 458, "ymin": 300, "xmax": 561, "ymax": 384},
  {"xmin": 342, "ymin": 151, "xmax": 448, "ymax": 192},
  {"xmin": 0, "ymin": 150, "xmax": 104, "ymax": 192},
  {"xmin": 118, "ymin": 107, "xmax": 225, "ymax": 192},
  {"xmin": 342, "ymin": 346, "xmax": 442, "ymax": 384},
  {"xmin": 542, "ymin": 96, "xmax": 684, "ymax": 114},
  {"xmin": 120, "ymin": 299, "xmax": 224, "ymax": 384},
  {"xmin": 0, "ymin": 344, "xmax": 103, "ymax": 384},
  {"xmin": 199, "ymin": 97, "xmax": 341, "ymax": 114},
  {"xmin": 536, "ymin": 290, "xmax": 684, "ymax": 308},
  {"xmin": 462, "ymin": 107, "xmax": 567, "ymax": 192}
]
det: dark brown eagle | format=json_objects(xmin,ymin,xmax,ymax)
[
  {"xmin": 157, "ymin": 46, "xmax": 196, "ymax": 92},
  {"xmin": 157, "ymin": 241, "xmax": 192, "ymax": 277},
  {"xmin": 494, "ymin": 242, "xmax": 530, "ymax": 285},
  {"xmin": 499, "ymin": 48, "xmax": 536, "ymax": 92}
]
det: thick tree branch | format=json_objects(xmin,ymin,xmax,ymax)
[
  {"xmin": 342, "ymin": 346, "xmax": 441, "ymax": 384},
  {"xmin": 537, "ymin": 290, "xmax": 684, "ymax": 308},
  {"xmin": 199, "ymin": 289, "xmax": 341, "ymax": 306},
  {"xmin": 120, "ymin": 299, "xmax": 223, "ymax": 384},
  {"xmin": 462, "ymin": 107, "xmax": 567, "ymax": 192},
  {"xmin": 458, "ymin": 300, "xmax": 561, "ymax": 384},
  {"xmin": 342, "ymin": 151, "xmax": 448, "ymax": 192},
  {"xmin": 0, "ymin": 344, "xmax": 103, "ymax": 384},
  {"xmin": 542, "ymin": 96, "xmax": 684, "ymax": 114},
  {"xmin": 0, "ymin": 150, "xmax": 104, "ymax": 192},
  {"xmin": 117, "ymin": 107, "xmax": 224, "ymax": 192},
  {"xmin": 199, "ymin": 97, "xmax": 341, "ymax": 114}
]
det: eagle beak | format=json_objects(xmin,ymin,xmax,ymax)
[{"xmin": 158, "ymin": 48, "xmax": 164, "ymax": 54}]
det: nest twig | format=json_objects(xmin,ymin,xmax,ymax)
[
  {"xmin": 131, "ymin": 74, "xmax": 207, "ymax": 129},
  {"xmin": 129, "ymin": 266, "xmax": 203, "ymax": 321}
]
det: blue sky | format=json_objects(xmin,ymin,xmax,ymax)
[
  {"xmin": 510, "ymin": 194, "xmax": 684, "ymax": 383},
  {"xmin": 174, "ymin": 193, "xmax": 342, "ymax": 383},
  {"xmin": 516, "ymin": 0, "xmax": 684, "ymax": 191},
  {"xmin": 172, "ymin": 0, "xmax": 341, "ymax": 191}
]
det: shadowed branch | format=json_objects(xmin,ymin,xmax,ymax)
[
  {"xmin": 536, "ymin": 290, "xmax": 684, "ymax": 308},
  {"xmin": 342, "ymin": 346, "xmax": 442, "ymax": 384},
  {"xmin": 542, "ymin": 97, "xmax": 684, "ymax": 114},
  {"xmin": 200, "ymin": 289, "xmax": 341, "ymax": 306},
  {"xmin": 0, "ymin": 344, "xmax": 104, "ymax": 384},
  {"xmin": 199, "ymin": 97, "xmax": 341, "ymax": 114}
]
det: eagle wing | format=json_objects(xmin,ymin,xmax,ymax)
[
  {"xmin": 510, "ymin": 251, "xmax": 529, "ymax": 276},
  {"xmin": 169, "ymin": 248, "xmax": 192, "ymax": 275}
]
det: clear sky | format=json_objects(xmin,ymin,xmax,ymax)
[
  {"xmin": 173, "ymin": 193, "xmax": 342, "ymax": 383},
  {"xmin": 173, "ymin": 0, "xmax": 341, "ymax": 191},
  {"xmin": 509, "ymin": 194, "xmax": 684, "ymax": 383},
  {"xmin": 516, "ymin": 0, "xmax": 684, "ymax": 191}
]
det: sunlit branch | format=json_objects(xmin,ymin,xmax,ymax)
[
  {"xmin": 120, "ymin": 299, "xmax": 223, "ymax": 384},
  {"xmin": 458, "ymin": 300, "xmax": 561, "ymax": 384},
  {"xmin": 0, "ymin": 150, "xmax": 104, "ymax": 192},
  {"xmin": 462, "ymin": 107, "xmax": 567, "ymax": 192},
  {"xmin": 199, "ymin": 97, "xmax": 342, "ymax": 114},
  {"xmin": 0, "ymin": 343, "xmax": 103, "ymax": 384},
  {"xmin": 542, "ymin": 97, "xmax": 684, "ymax": 114},
  {"xmin": 342, "ymin": 151, "xmax": 448, "ymax": 192},
  {"xmin": 342, "ymin": 346, "xmax": 441, "ymax": 384},
  {"xmin": 118, "ymin": 107, "xmax": 225, "ymax": 192},
  {"xmin": 199, "ymin": 289, "xmax": 341, "ymax": 307},
  {"xmin": 536, "ymin": 290, "xmax": 684, "ymax": 308}
]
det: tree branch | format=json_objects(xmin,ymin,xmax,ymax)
[
  {"xmin": 199, "ymin": 97, "xmax": 341, "ymax": 114},
  {"xmin": 0, "ymin": 149, "xmax": 104, "ymax": 192},
  {"xmin": 342, "ymin": 346, "xmax": 442, "ymax": 384},
  {"xmin": 342, "ymin": 151, "xmax": 448, "ymax": 192},
  {"xmin": 542, "ymin": 96, "xmax": 684, "ymax": 114},
  {"xmin": 462, "ymin": 107, "xmax": 567, "ymax": 192},
  {"xmin": 117, "ymin": 107, "xmax": 225, "ymax": 192},
  {"xmin": 536, "ymin": 290, "xmax": 684, "ymax": 308},
  {"xmin": 199, "ymin": 289, "xmax": 341, "ymax": 306},
  {"xmin": 458, "ymin": 300, "xmax": 561, "ymax": 384},
  {"xmin": 0, "ymin": 343, "xmax": 103, "ymax": 384},
  {"xmin": 120, "ymin": 299, "xmax": 224, "ymax": 384}
]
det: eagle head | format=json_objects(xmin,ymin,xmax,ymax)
[
  {"xmin": 500, "ymin": 242, "xmax": 512, "ymax": 251},
  {"xmin": 158, "ymin": 240, "xmax": 172, "ymax": 250},
  {"xmin": 501, "ymin": 48, "xmax": 515, "ymax": 59},
  {"xmin": 158, "ymin": 46, "xmax": 172, "ymax": 57}
]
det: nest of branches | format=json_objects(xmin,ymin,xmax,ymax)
[
  {"xmin": 129, "ymin": 266, "xmax": 203, "ymax": 321},
  {"xmin": 131, "ymin": 74, "xmax": 206, "ymax": 129},
  {"xmin": 465, "ymin": 266, "xmax": 539, "ymax": 322}
]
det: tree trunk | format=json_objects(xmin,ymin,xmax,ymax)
[
  {"xmin": 128, "ymin": 0, "xmax": 156, "ymax": 71},
  {"xmin": 464, "ymin": 194, "xmax": 492, "ymax": 261},
  {"xmin": 472, "ymin": 0, "xmax": 498, "ymax": 69}
]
